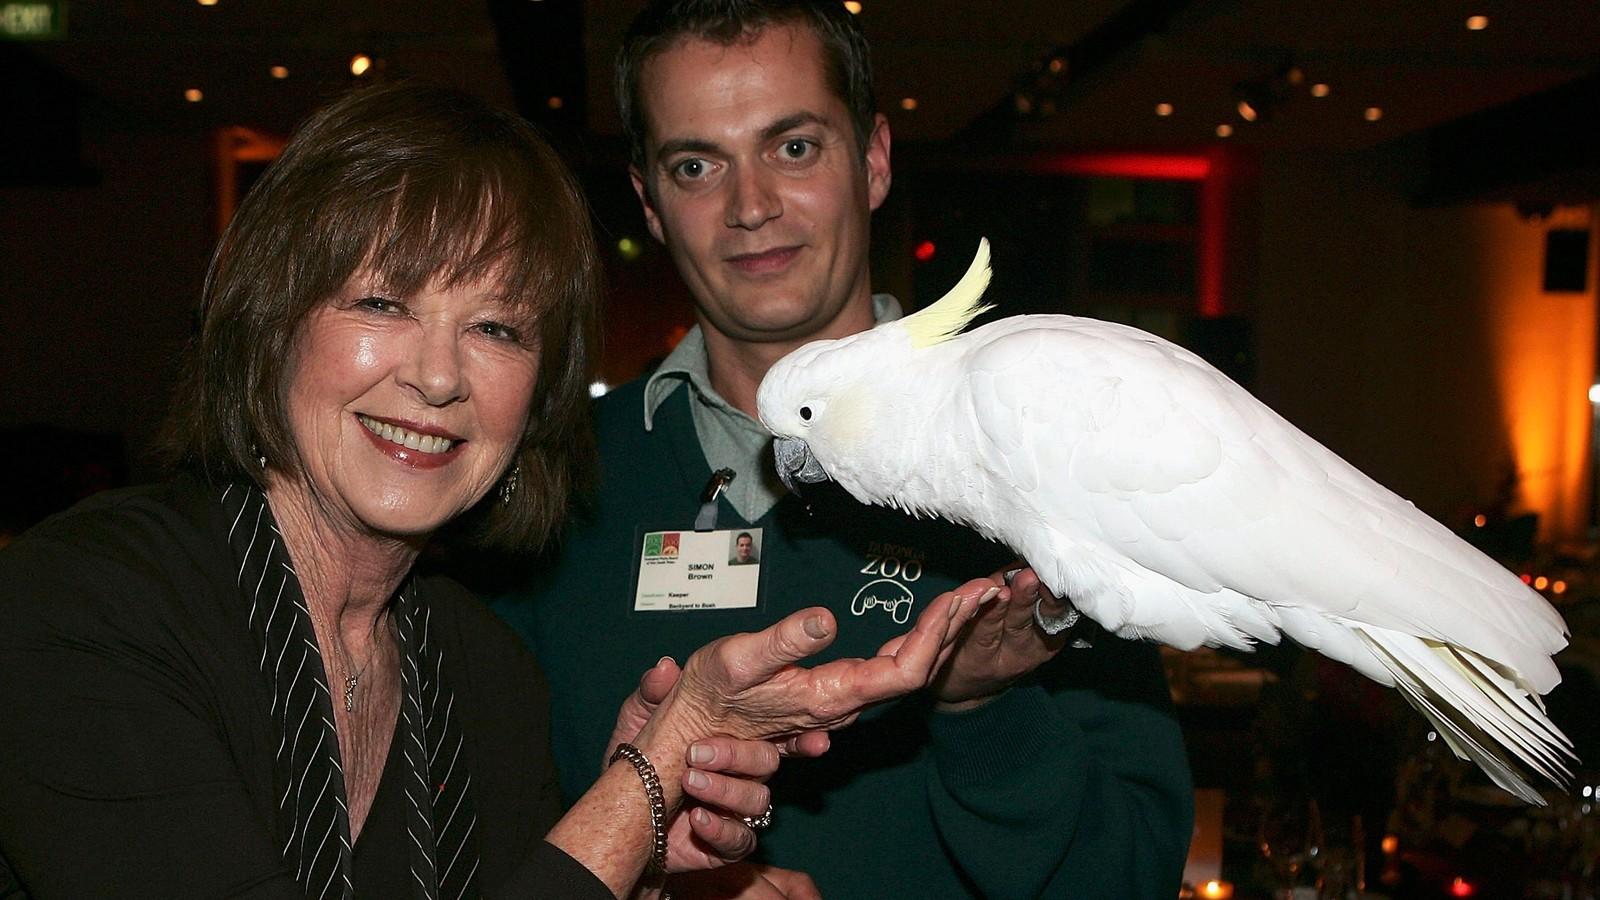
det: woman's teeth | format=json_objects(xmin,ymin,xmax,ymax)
[{"xmin": 357, "ymin": 415, "xmax": 455, "ymax": 454}]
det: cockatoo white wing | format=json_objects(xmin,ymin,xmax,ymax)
[
  {"xmin": 956, "ymin": 314, "xmax": 1572, "ymax": 802},
  {"xmin": 962, "ymin": 315, "xmax": 1563, "ymax": 683}
]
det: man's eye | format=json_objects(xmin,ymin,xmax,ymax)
[
  {"xmin": 780, "ymin": 139, "xmax": 814, "ymax": 160},
  {"xmin": 673, "ymin": 158, "xmax": 708, "ymax": 180}
]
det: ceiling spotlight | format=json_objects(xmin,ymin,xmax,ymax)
[
  {"xmin": 899, "ymin": 97, "xmax": 918, "ymax": 111},
  {"xmin": 1155, "ymin": 102, "xmax": 1173, "ymax": 117},
  {"xmin": 1048, "ymin": 57, "xmax": 1066, "ymax": 75},
  {"xmin": 197, "ymin": 0, "xmax": 218, "ymax": 6},
  {"xmin": 1311, "ymin": 82, "xmax": 1330, "ymax": 98},
  {"xmin": 547, "ymin": 96, "xmax": 564, "ymax": 109},
  {"xmin": 269, "ymin": 65, "xmax": 289, "ymax": 79},
  {"xmin": 1286, "ymin": 67, "xmax": 1305, "ymax": 86},
  {"xmin": 184, "ymin": 88, "xmax": 204, "ymax": 103},
  {"xmin": 1215, "ymin": 123, "xmax": 1233, "ymax": 137},
  {"xmin": 843, "ymin": 1, "xmax": 862, "ymax": 13},
  {"xmin": 1364, "ymin": 106, "xmax": 1383, "ymax": 122},
  {"xmin": 1013, "ymin": 94, "xmax": 1034, "ymax": 115},
  {"xmin": 1466, "ymin": 15, "xmax": 1488, "ymax": 30},
  {"xmin": 350, "ymin": 54, "xmax": 373, "ymax": 77},
  {"xmin": 1237, "ymin": 100, "xmax": 1258, "ymax": 122}
]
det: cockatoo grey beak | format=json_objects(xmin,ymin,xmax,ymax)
[{"xmin": 774, "ymin": 436, "xmax": 831, "ymax": 494}]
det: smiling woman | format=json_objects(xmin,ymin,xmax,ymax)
[
  {"xmin": 168, "ymin": 82, "xmax": 599, "ymax": 553},
  {"xmin": 0, "ymin": 82, "xmax": 992, "ymax": 900}
]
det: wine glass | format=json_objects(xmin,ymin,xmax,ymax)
[{"xmin": 1257, "ymin": 796, "xmax": 1324, "ymax": 899}]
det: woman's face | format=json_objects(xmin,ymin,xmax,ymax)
[{"xmin": 280, "ymin": 266, "xmax": 539, "ymax": 541}]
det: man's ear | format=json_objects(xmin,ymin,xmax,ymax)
[
  {"xmin": 864, "ymin": 113, "xmax": 892, "ymax": 212},
  {"xmin": 629, "ymin": 165, "xmax": 666, "ymax": 244}
]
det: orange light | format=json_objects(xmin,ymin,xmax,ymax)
[
  {"xmin": 547, "ymin": 96, "xmax": 564, "ymax": 109},
  {"xmin": 1381, "ymin": 834, "xmax": 1399, "ymax": 854},
  {"xmin": 900, "ymin": 97, "xmax": 918, "ymax": 111},
  {"xmin": 1534, "ymin": 576, "xmax": 1550, "ymax": 590},
  {"xmin": 842, "ymin": 1, "xmax": 862, "ymax": 13},
  {"xmin": 914, "ymin": 240, "xmax": 936, "ymax": 262},
  {"xmin": 1236, "ymin": 100, "xmax": 1258, "ymax": 122},
  {"xmin": 1364, "ymin": 106, "xmax": 1383, "ymax": 122},
  {"xmin": 1553, "ymin": 580, "xmax": 1567, "ymax": 594},
  {"xmin": 1155, "ymin": 102, "xmax": 1174, "ymax": 117},
  {"xmin": 1198, "ymin": 881, "xmax": 1233, "ymax": 899},
  {"xmin": 350, "ymin": 54, "xmax": 372, "ymax": 77},
  {"xmin": 1450, "ymin": 876, "xmax": 1476, "ymax": 897},
  {"xmin": 1473, "ymin": 514, "xmax": 1487, "ymax": 527},
  {"xmin": 197, "ymin": 0, "xmax": 218, "ymax": 5},
  {"xmin": 184, "ymin": 88, "xmax": 203, "ymax": 103},
  {"xmin": 1215, "ymin": 124, "xmax": 1233, "ymax": 137},
  {"xmin": 269, "ymin": 65, "xmax": 289, "ymax": 79},
  {"xmin": 1311, "ymin": 83, "xmax": 1331, "ymax": 98},
  {"xmin": 1466, "ymin": 15, "xmax": 1488, "ymax": 30},
  {"xmin": 1048, "ymin": 57, "xmax": 1066, "ymax": 75}
]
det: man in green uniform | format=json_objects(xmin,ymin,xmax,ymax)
[{"xmin": 494, "ymin": 2, "xmax": 1194, "ymax": 896}]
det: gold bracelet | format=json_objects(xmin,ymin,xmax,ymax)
[{"xmin": 609, "ymin": 742, "xmax": 668, "ymax": 873}]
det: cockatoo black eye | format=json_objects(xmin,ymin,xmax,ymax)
[{"xmin": 799, "ymin": 406, "xmax": 812, "ymax": 421}]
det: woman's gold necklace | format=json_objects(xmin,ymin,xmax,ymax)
[{"xmin": 313, "ymin": 606, "xmax": 385, "ymax": 713}]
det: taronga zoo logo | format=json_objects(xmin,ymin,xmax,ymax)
[
  {"xmin": 850, "ymin": 578, "xmax": 916, "ymax": 625},
  {"xmin": 643, "ymin": 532, "xmax": 681, "ymax": 559}
]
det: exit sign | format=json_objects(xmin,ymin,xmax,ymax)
[{"xmin": 0, "ymin": 1, "xmax": 65, "ymax": 39}]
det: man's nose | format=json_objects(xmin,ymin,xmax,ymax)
[{"xmin": 725, "ymin": 164, "xmax": 782, "ymax": 230}]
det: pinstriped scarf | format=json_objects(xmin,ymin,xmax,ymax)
[{"xmin": 221, "ymin": 483, "xmax": 481, "ymax": 900}]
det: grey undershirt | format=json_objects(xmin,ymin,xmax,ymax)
[{"xmin": 641, "ymin": 294, "xmax": 903, "ymax": 523}]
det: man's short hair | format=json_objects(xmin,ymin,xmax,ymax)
[
  {"xmin": 163, "ymin": 82, "xmax": 600, "ymax": 552},
  {"xmin": 616, "ymin": 0, "xmax": 877, "ymax": 171}
]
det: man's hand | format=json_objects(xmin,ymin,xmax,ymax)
[
  {"xmin": 931, "ymin": 564, "xmax": 1070, "ymax": 712},
  {"xmin": 663, "ymin": 862, "xmax": 822, "ymax": 899}
]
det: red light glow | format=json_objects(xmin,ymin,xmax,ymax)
[
  {"xmin": 914, "ymin": 240, "xmax": 937, "ymax": 262},
  {"xmin": 1032, "ymin": 151, "xmax": 1227, "ymax": 316},
  {"xmin": 1450, "ymin": 876, "xmax": 1475, "ymax": 897}
]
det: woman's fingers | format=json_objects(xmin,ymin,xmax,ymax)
[
  {"xmin": 686, "ymin": 737, "xmax": 780, "ymax": 778},
  {"xmin": 687, "ymin": 806, "xmax": 758, "ymax": 862},
  {"xmin": 709, "ymin": 607, "xmax": 838, "ymax": 688},
  {"xmin": 683, "ymin": 768, "xmax": 772, "ymax": 819},
  {"xmin": 848, "ymin": 580, "xmax": 996, "ymax": 698}
]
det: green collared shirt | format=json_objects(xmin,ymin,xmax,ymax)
[{"xmin": 640, "ymin": 294, "xmax": 903, "ymax": 523}]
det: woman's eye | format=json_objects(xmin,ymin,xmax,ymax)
[
  {"xmin": 356, "ymin": 297, "xmax": 403, "ymax": 314},
  {"xmin": 475, "ymin": 321, "xmax": 521, "ymax": 342}
]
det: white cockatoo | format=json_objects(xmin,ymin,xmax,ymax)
[{"xmin": 757, "ymin": 239, "xmax": 1574, "ymax": 804}]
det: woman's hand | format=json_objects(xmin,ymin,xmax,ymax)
[
  {"xmin": 637, "ymin": 579, "xmax": 996, "ymax": 753},
  {"xmin": 605, "ymin": 659, "xmax": 829, "ymax": 873},
  {"xmin": 660, "ymin": 862, "xmax": 822, "ymax": 899}
]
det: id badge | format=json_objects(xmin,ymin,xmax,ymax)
[{"xmin": 632, "ymin": 526, "xmax": 766, "ymax": 612}]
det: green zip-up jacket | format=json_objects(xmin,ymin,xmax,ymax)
[{"xmin": 493, "ymin": 376, "xmax": 1193, "ymax": 899}]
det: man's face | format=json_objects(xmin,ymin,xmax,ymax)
[
  {"xmin": 631, "ymin": 24, "xmax": 891, "ymax": 347},
  {"xmin": 736, "ymin": 535, "xmax": 754, "ymax": 561}
]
